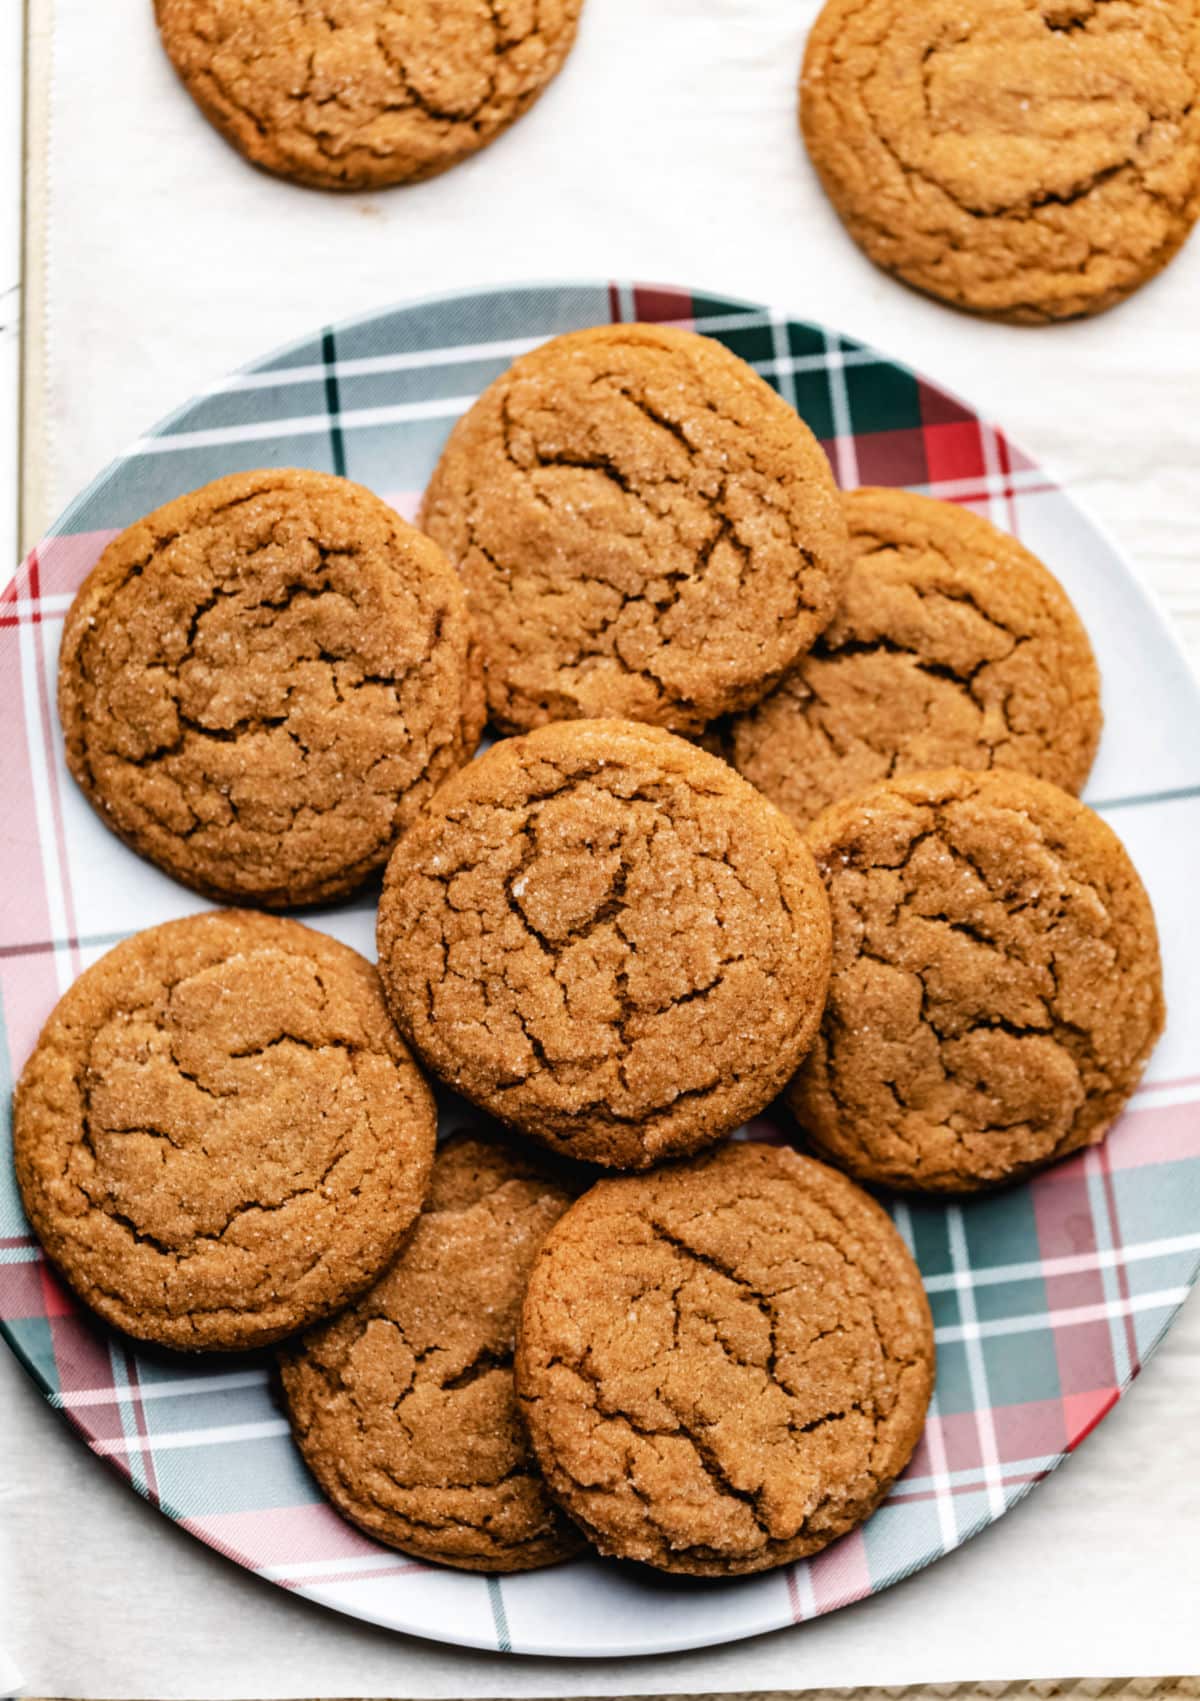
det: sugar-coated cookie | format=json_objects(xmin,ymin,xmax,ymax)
[
  {"xmin": 789, "ymin": 768, "xmax": 1165, "ymax": 1191},
  {"xmin": 801, "ymin": 0, "xmax": 1200, "ymax": 321},
  {"xmin": 516, "ymin": 1141, "xmax": 934, "ymax": 1575},
  {"xmin": 420, "ymin": 324, "xmax": 848, "ymax": 734},
  {"xmin": 154, "ymin": 0, "xmax": 585, "ymax": 190},
  {"xmin": 280, "ymin": 1135, "xmax": 582, "ymax": 1572},
  {"xmin": 377, "ymin": 719, "xmax": 832, "ymax": 1169},
  {"xmin": 728, "ymin": 487, "xmax": 1102, "ymax": 827},
  {"xmin": 58, "ymin": 468, "xmax": 483, "ymax": 908},
  {"xmin": 13, "ymin": 911, "xmax": 437, "ymax": 1350}
]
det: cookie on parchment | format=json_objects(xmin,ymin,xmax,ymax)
[
  {"xmin": 420, "ymin": 323, "xmax": 848, "ymax": 734},
  {"xmin": 58, "ymin": 468, "xmax": 483, "ymax": 909},
  {"xmin": 13, "ymin": 911, "xmax": 436, "ymax": 1352},
  {"xmin": 154, "ymin": 0, "xmax": 585, "ymax": 191},
  {"xmin": 515, "ymin": 1140, "xmax": 934, "ymax": 1576},
  {"xmin": 801, "ymin": 0, "xmax": 1200, "ymax": 321},
  {"xmin": 280, "ymin": 1135, "xmax": 583, "ymax": 1573},
  {"xmin": 788, "ymin": 768, "xmax": 1165, "ymax": 1193},
  {"xmin": 727, "ymin": 487, "xmax": 1102, "ymax": 828},
  {"xmin": 376, "ymin": 719, "xmax": 833, "ymax": 1169}
]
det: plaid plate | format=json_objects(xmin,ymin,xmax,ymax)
[{"xmin": 3, "ymin": 281, "xmax": 1200, "ymax": 1660}]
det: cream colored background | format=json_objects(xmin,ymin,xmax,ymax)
[{"xmin": 3, "ymin": 0, "xmax": 1200, "ymax": 1694}]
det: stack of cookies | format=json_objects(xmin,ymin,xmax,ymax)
[{"xmin": 13, "ymin": 323, "xmax": 1164, "ymax": 1579}]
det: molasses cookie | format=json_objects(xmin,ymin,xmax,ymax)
[
  {"xmin": 280, "ymin": 1134, "xmax": 582, "ymax": 1572},
  {"xmin": 789, "ymin": 768, "xmax": 1165, "ymax": 1192},
  {"xmin": 13, "ymin": 911, "xmax": 436, "ymax": 1351},
  {"xmin": 516, "ymin": 1140, "xmax": 934, "ymax": 1576},
  {"xmin": 58, "ymin": 468, "xmax": 483, "ymax": 908},
  {"xmin": 376, "ymin": 719, "xmax": 832, "ymax": 1169},
  {"xmin": 728, "ymin": 488, "xmax": 1102, "ymax": 828},
  {"xmin": 801, "ymin": 0, "xmax": 1200, "ymax": 321},
  {"xmin": 420, "ymin": 323, "xmax": 848, "ymax": 734},
  {"xmin": 154, "ymin": 0, "xmax": 585, "ymax": 191}
]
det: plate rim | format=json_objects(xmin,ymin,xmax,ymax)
[{"xmin": 4, "ymin": 275, "xmax": 1200, "ymax": 1660}]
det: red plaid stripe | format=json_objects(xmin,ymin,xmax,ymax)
[{"xmin": 608, "ymin": 283, "xmax": 693, "ymax": 324}]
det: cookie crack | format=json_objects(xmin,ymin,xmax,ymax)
[
  {"xmin": 369, "ymin": 24, "xmax": 498, "ymax": 131},
  {"xmin": 648, "ymin": 1220, "xmax": 764, "ymax": 1302},
  {"xmin": 439, "ymin": 1346, "xmax": 514, "ymax": 1391}
]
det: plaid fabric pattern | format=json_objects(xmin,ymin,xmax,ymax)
[{"xmin": 3, "ymin": 282, "xmax": 1199, "ymax": 1659}]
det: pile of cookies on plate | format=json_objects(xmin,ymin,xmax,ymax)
[{"xmin": 13, "ymin": 322, "xmax": 1164, "ymax": 1578}]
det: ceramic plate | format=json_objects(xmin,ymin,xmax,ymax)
[{"xmin": 3, "ymin": 281, "xmax": 1199, "ymax": 1658}]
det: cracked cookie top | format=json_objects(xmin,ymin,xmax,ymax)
[
  {"xmin": 376, "ymin": 719, "xmax": 833, "ymax": 1169},
  {"xmin": 515, "ymin": 1140, "xmax": 934, "ymax": 1576},
  {"xmin": 12, "ymin": 910, "xmax": 437, "ymax": 1351},
  {"xmin": 788, "ymin": 768, "xmax": 1164, "ymax": 1193},
  {"xmin": 419, "ymin": 323, "xmax": 849, "ymax": 734},
  {"xmin": 154, "ymin": 0, "xmax": 585, "ymax": 190},
  {"xmin": 801, "ymin": 0, "xmax": 1200, "ymax": 321},
  {"xmin": 58, "ymin": 468, "xmax": 484, "ymax": 908},
  {"xmin": 727, "ymin": 488, "xmax": 1102, "ymax": 828},
  {"xmin": 280, "ymin": 1134, "xmax": 582, "ymax": 1571}
]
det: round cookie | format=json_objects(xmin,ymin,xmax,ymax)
[
  {"xmin": 13, "ymin": 911, "xmax": 437, "ymax": 1351},
  {"xmin": 154, "ymin": 0, "xmax": 585, "ymax": 191},
  {"xmin": 58, "ymin": 468, "xmax": 484, "ymax": 908},
  {"xmin": 516, "ymin": 1140, "xmax": 934, "ymax": 1576},
  {"xmin": 789, "ymin": 768, "xmax": 1165, "ymax": 1193},
  {"xmin": 280, "ymin": 1134, "xmax": 582, "ymax": 1572},
  {"xmin": 728, "ymin": 487, "xmax": 1102, "ymax": 828},
  {"xmin": 801, "ymin": 0, "xmax": 1200, "ymax": 322},
  {"xmin": 419, "ymin": 323, "xmax": 848, "ymax": 734},
  {"xmin": 376, "ymin": 719, "xmax": 833, "ymax": 1169}
]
